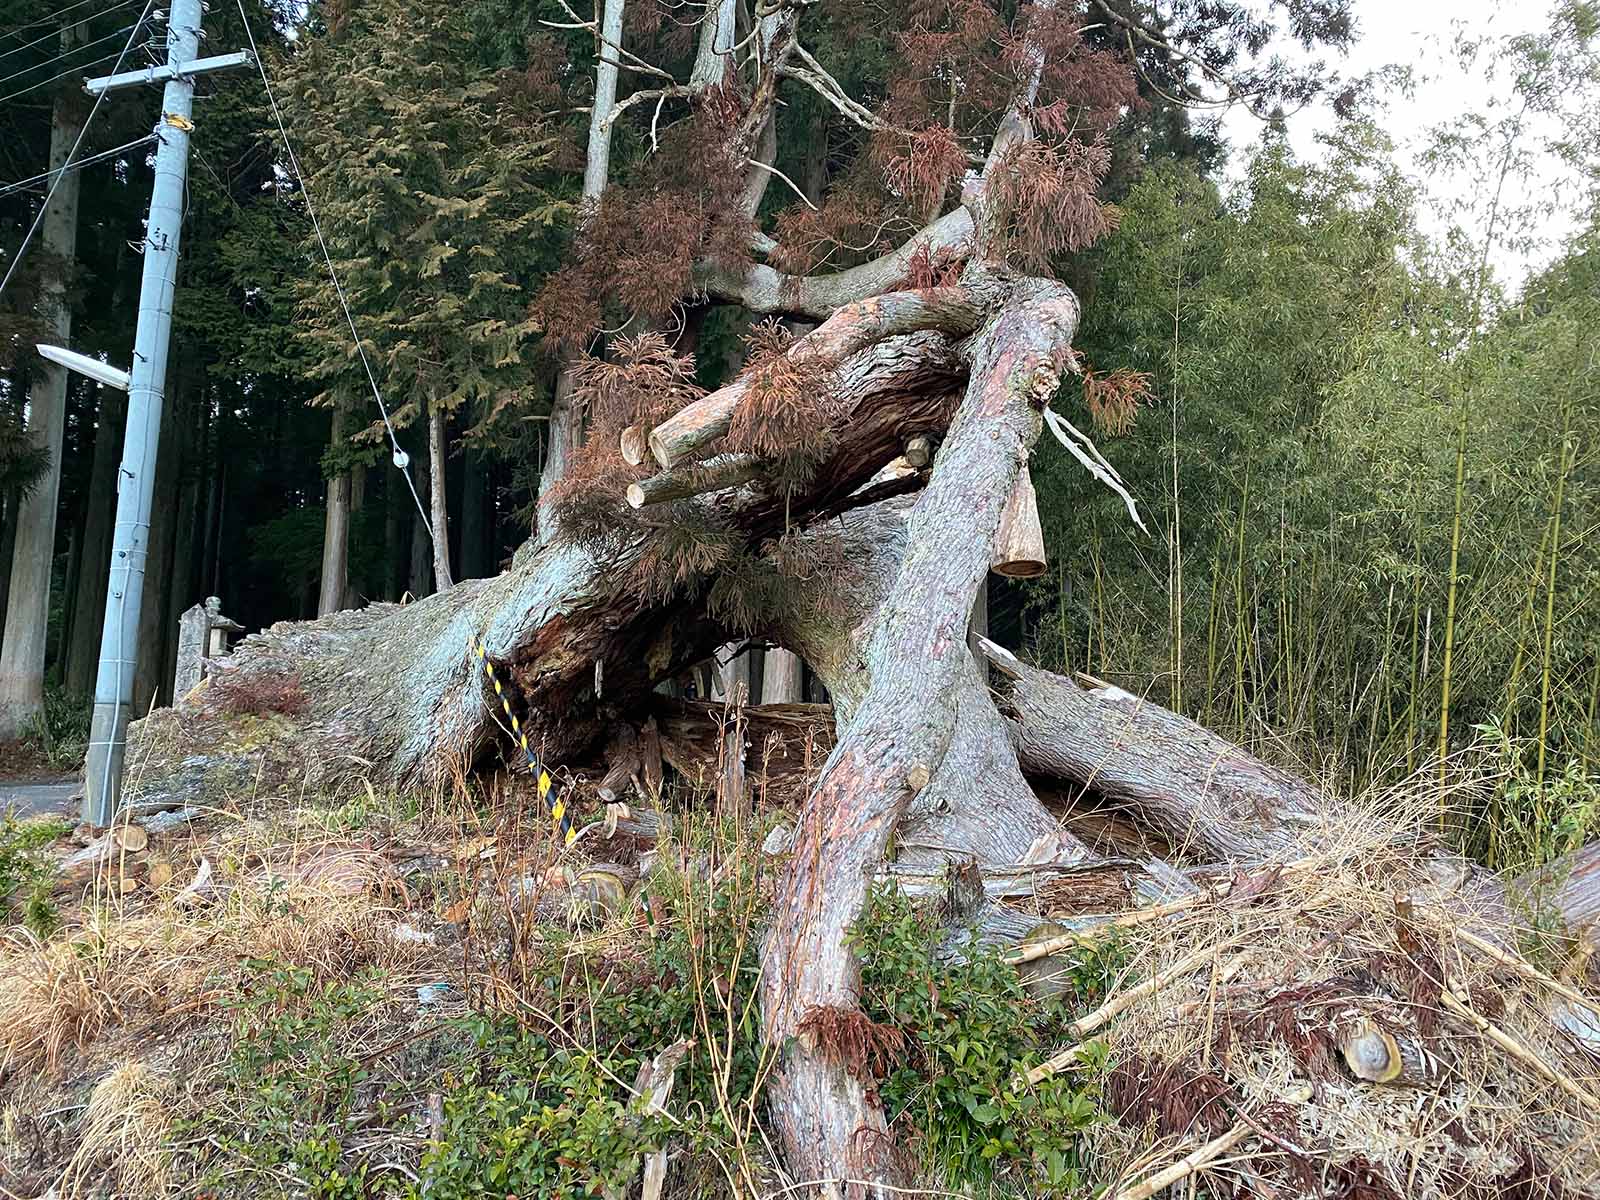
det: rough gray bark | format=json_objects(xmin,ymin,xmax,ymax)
[
  {"xmin": 582, "ymin": 0, "xmax": 626, "ymax": 201},
  {"xmin": 697, "ymin": 208, "xmax": 976, "ymax": 321},
  {"xmin": 126, "ymin": 290, "xmax": 986, "ymax": 793},
  {"xmin": 317, "ymin": 407, "xmax": 352, "ymax": 616},
  {"xmin": 689, "ymin": 0, "xmax": 736, "ymax": 89},
  {"xmin": 979, "ymin": 639, "xmax": 1323, "ymax": 861},
  {"xmin": 0, "ymin": 68, "xmax": 84, "ymax": 739}
]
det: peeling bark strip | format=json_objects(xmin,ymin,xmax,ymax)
[{"xmin": 761, "ymin": 275, "xmax": 1079, "ymax": 1193}]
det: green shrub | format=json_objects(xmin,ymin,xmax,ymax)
[
  {"xmin": 0, "ymin": 815, "xmax": 70, "ymax": 934},
  {"xmin": 205, "ymin": 963, "xmax": 416, "ymax": 1197},
  {"xmin": 417, "ymin": 1019, "xmax": 667, "ymax": 1199},
  {"xmin": 851, "ymin": 885, "xmax": 1118, "ymax": 1195}
]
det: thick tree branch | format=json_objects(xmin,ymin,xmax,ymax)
[
  {"xmin": 626, "ymin": 453, "xmax": 763, "ymax": 508},
  {"xmin": 978, "ymin": 638, "xmax": 1320, "ymax": 861},
  {"xmin": 699, "ymin": 0, "xmax": 1068, "ymax": 316},
  {"xmin": 694, "ymin": 207, "xmax": 976, "ymax": 319},
  {"xmin": 646, "ymin": 285, "xmax": 986, "ymax": 468}
]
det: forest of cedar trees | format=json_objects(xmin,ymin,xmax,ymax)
[{"xmin": 0, "ymin": 0, "xmax": 1599, "ymax": 1197}]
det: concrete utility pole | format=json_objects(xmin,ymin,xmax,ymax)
[{"xmin": 77, "ymin": 0, "xmax": 250, "ymax": 827}]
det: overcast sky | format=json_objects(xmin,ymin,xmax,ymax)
[{"xmin": 1217, "ymin": 0, "xmax": 1580, "ymax": 288}]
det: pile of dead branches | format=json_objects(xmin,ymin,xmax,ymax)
[{"xmin": 1013, "ymin": 797, "xmax": 1600, "ymax": 1200}]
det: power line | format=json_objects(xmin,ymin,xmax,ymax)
[
  {"xmin": 0, "ymin": 47, "xmax": 130, "ymax": 105},
  {"xmin": 234, "ymin": 0, "xmax": 438, "ymax": 542},
  {"xmin": 0, "ymin": 0, "xmax": 154, "ymax": 305},
  {"xmin": 0, "ymin": 0, "xmax": 136, "ymax": 43},
  {"xmin": 0, "ymin": 23, "xmax": 140, "ymax": 89},
  {"xmin": 0, "ymin": 0, "xmax": 141, "ymax": 62},
  {"xmin": 0, "ymin": 132, "xmax": 156, "ymax": 199}
]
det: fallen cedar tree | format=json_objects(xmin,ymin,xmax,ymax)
[
  {"xmin": 122, "ymin": 595, "xmax": 1600, "ymax": 1200},
  {"xmin": 115, "ymin": 101, "xmax": 1600, "ymax": 1200}
]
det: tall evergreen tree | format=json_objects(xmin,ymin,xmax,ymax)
[{"xmin": 278, "ymin": 0, "xmax": 568, "ymax": 595}]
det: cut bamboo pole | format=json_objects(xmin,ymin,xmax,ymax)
[
  {"xmin": 1457, "ymin": 928, "xmax": 1597, "ymax": 1012},
  {"xmin": 991, "ymin": 466, "xmax": 1046, "ymax": 578},
  {"xmin": 1024, "ymin": 940, "xmax": 1236, "ymax": 1084},
  {"xmin": 1109, "ymin": 1124, "xmax": 1250, "ymax": 1200},
  {"xmin": 1440, "ymin": 988, "xmax": 1599, "ymax": 1107},
  {"xmin": 1007, "ymin": 859, "xmax": 1317, "ymax": 966}
]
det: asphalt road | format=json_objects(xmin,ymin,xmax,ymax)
[{"xmin": 0, "ymin": 780, "xmax": 80, "ymax": 820}]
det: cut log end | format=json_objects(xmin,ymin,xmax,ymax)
[
  {"xmin": 625, "ymin": 482, "xmax": 648, "ymax": 509},
  {"xmin": 620, "ymin": 425, "xmax": 649, "ymax": 466},
  {"xmin": 991, "ymin": 467, "xmax": 1046, "ymax": 579}
]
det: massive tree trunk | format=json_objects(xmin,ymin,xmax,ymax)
[
  {"xmin": 107, "ymin": 4, "xmax": 1600, "ymax": 1194},
  {"xmin": 761, "ymin": 274, "xmax": 1082, "ymax": 1191},
  {"xmin": 0, "ymin": 63, "xmax": 84, "ymax": 740},
  {"xmin": 134, "ymin": 288, "xmax": 975, "ymax": 791}
]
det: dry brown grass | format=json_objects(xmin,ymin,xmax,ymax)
[
  {"xmin": 56, "ymin": 1061, "xmax": 174, "ymax": 1198},
  {"xmin": 0, "ymin": 819, "xmax": 439, "ymax": 1082}
]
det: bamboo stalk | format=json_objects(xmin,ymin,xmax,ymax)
[
  {"xmin": 1535, "ymin": 405, "xmax": 1573, "ymax": 783},
  {"xmin": 1437, "ymin": 389, "xmax": 1470, "ymax": 815},
  {"xmin": 1109, "ymin": 1125, "xmax": 1249, "ymax": 1200},
  {"xmin": 1404, "ymin": 492, "xmax": 1423, "ymax": 776},
  {"xmin": 1232, "ymin": 467, "xmax": 1250, "ymax": 736},
  {"xmin": 1007, "ymin": 860, "xmax": 1318, "ymax": 966}
]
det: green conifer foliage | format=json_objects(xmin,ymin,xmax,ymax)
[{"xmin": 277, "ymin": 0, "xmax": 569, "ymax": 443}]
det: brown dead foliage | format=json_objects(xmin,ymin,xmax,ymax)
[
  {"xmin": 1102, "ymin": 1052, "xmax": 1237, "ymax": 1139},
  {"xmin": 1081, "ymin": 364, "xmax": 1152, "ymax": 438},
  {"xmin": 798, "ymin": 1003, "xmax": 908, "ymax": 1082},
  {"xmin": 209, "ymin": 669, "xmax": 308, "ymax": 717},
  {"xmin": 1077, "ymin": 787, "xmax": 1600, "ymax": 1199},
  {"xmin": 1212, "ymin": 979, "xmax": 1353, "ymax": 1081},
  {"xmin": 726, "ymin": 320, "xmax": 845, "ymax": 462},
  {"xmin": 983, "ymin": 139, "xmax": 1119, "ymax": 269}
]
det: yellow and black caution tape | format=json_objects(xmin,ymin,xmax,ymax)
[{"xmin": 470, "ymin": 636, "xmax": 577, "ymax": 847}]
